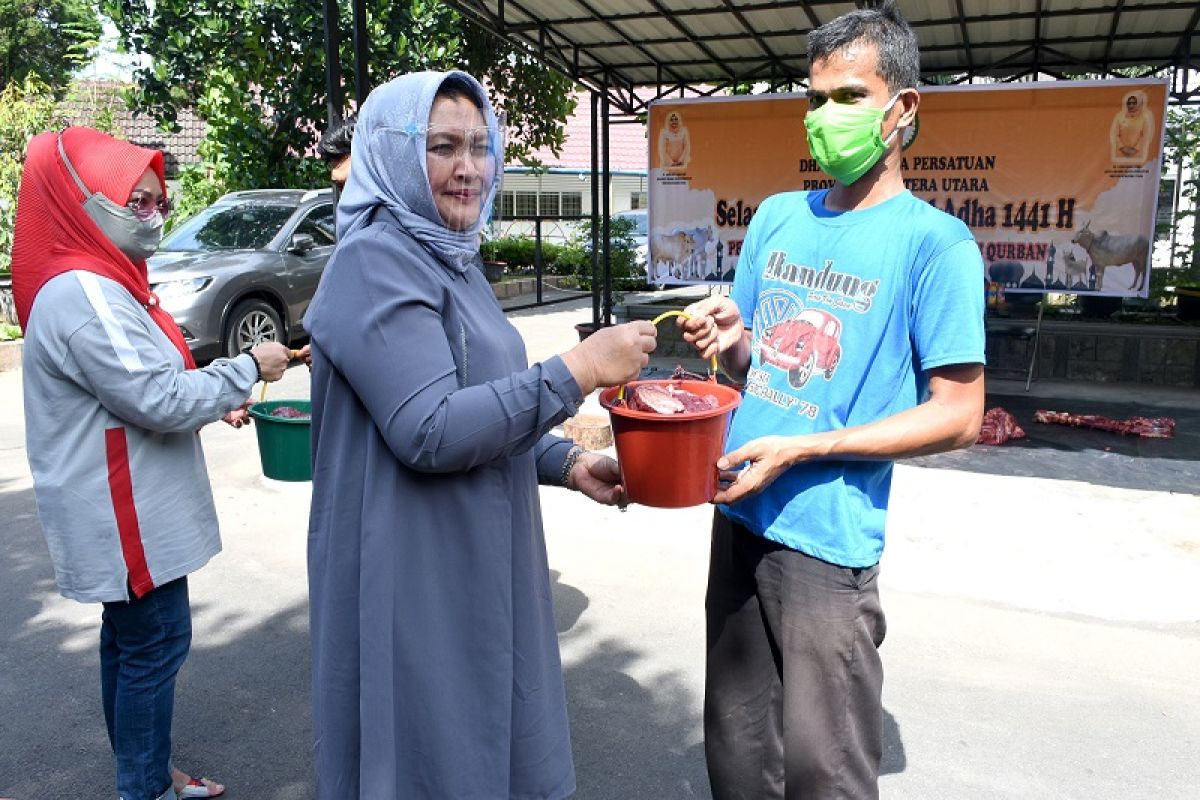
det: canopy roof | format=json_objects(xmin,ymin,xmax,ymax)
[{"xmin": 444, "ymin": 0, "xmax": 1200, "ymax": 112}]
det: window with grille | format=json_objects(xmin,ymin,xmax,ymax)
[
  {"xmin": 561, "ymin": 192, "xmax": 583, "ymax": 216},
  {"xmin": 539, "ymin": 192, "xmax": 561, "ymax": 217},
  {"xmin": 630, "ymin": 191, "xmax": 648, "ymax": 209},
  {"xmin": 515, "ymin": 191, "xmax": 538, "ymax": 216},
  {"xmin": 1156, "ymin": 178, "xmax": 1176, "ymax": 241},
  {"xmin": 497, "ymin": 191, "xmax": 515, "ymax": 218}
]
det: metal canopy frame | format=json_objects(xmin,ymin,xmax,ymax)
[
  {"xmin": 322, "ymin": 1, "xmax": 1200, "ymax": 325},
  {"xmin": 442, "ymin": 1, "xmax": 1200, "ymax": 113}
]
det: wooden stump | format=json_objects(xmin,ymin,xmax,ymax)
[{"xmin": 563, "ymin": 413, "xmax": 613, "ymax": 450}]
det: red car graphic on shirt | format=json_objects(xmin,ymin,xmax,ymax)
[{"xmin": 758, "ymin": 308, "xmax": 843, "ymax": 389}]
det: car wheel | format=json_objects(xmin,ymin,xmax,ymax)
[
  {"xmin": 824, "ymin": 352, "xmax": 840, "ymax": 380},
  {"xmin": 223, "ymin": 299, "xmax": 284, "ymax": 358},
  {"xmin": 788, "ymin": 352, "xmax": 816, "ymax": 389}
]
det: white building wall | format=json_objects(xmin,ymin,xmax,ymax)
[{"xmin": 491, "ymin": 171, "xmax": 648, "ymax": 242}]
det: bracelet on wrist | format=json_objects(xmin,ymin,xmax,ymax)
[
  {"xmin": 560, "ymin": 445, "xmax": 586, "ymax": 488},
  {"xmin": 243, "ymin": 348, "xmax": 262, "ymax": 381}
]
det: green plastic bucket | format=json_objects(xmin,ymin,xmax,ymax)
[{"xmin": 247, "ymin": 400, "xmax": 312, "ymax": 482}]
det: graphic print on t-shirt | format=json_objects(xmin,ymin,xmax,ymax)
[
  {"xmin": 757, "ymin": 304, "xmax": 844, "ymax": 389},
  {"xmin": 746, "ymin": 250, "xmax": 882, "ymax": 418}
]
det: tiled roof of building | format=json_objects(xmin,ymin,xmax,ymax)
[
  {"xmin": 524, "ymin": 93, "xmax": 648, "ymax": 173},
  {"xmin": 58, "ymin": 83, "xmax": 651, "ymax": 178},
  {"xmin": 58, "ymin": 81, "xmax": 205, "ymax": 178}
]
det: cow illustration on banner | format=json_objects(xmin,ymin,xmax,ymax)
[{"xmin": 647, "ymin": 79, "xmax": 1168, "ymax": 297}]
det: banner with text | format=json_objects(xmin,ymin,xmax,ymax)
[{"xmin": 647, "ymin": 80, "xmax": 1167, "ymax": 296}]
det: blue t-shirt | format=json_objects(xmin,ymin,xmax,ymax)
[{"xmin": 724, "ymin": 189, "xmax": 985, "ymax": 567}]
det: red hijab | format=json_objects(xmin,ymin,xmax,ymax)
[{"xmin": 11, "ymin": 126, "xmax": 195, "ymax": 368}]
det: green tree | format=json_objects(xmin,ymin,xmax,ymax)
[
  {"xmin": 0, "ymin": 0, "xmax": 101, "ymax": 91},
  {"xmin": 568, "ymin": 214, "xmax": 646, "ymax": 292},
  {"xmin": 101, "ymin": 0, "xmax": 576, "ymax": 207},
  {"xmin": 0, "ymin": 74, "xmax": 64, "ymax": 274},
  {"xmin": 1160, "ymin": 105, "xmax": 1200, "ymax": 289}
]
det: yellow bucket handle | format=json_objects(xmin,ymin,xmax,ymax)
[{"xmin": 617, "ymin": 310, "xmax": 720, "ymax": 401}]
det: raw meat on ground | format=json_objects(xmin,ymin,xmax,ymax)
[
  {"xmin": 1032, "ymin": 409, "xmax": 1175, "ymax": 438},
  {"xmin": 976, "ymin": 407, "xmax": 1026, "ymax": 446}
]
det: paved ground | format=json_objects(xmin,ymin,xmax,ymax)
[
  {"xmin": 2, "ymin": 293, "xmax": 1198, "ymax": 799},
  {"xmin": 910, "ymin": 378, "xmax": 1200, "ymax": 495}
]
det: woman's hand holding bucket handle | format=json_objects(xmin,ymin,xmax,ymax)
[
  {"xmin": 561, "ymin": 321, "xmax": 657, "ymax": 395},
  {"xmin": 225, "ymin": 342, "xmax": 290, "ymax": 429},
  {"xmin": 251, "ymin": 342, "xmax": 291, "ymax": 382}
]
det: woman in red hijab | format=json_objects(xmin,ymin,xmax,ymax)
[{"xmin": 12, "ymin": 127, "xmax": 292, "ymax": 800}]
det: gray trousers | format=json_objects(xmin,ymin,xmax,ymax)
[{"xmin": 704, "ymin": 513, "xmax": 886, "ymax": 800}]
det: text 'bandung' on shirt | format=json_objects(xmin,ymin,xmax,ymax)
[{"xmin": 761, "ymin": 250, "xmax": 879, "ymax": 314}]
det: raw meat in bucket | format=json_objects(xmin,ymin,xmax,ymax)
[
  {"xmin": 271, "ymin": 405, "xmax": 311, "ymax": 420},
  {"xmin": 626, "ymin": 383, "xmax": 720, "ymax": 415}
]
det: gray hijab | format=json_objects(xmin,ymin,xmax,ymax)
[{"xmin": 336, "ymin": 70, "xmax": 502, "ymax": 273}]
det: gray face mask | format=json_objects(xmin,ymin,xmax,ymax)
[{"xmin": 58, "ymin": 134, "xmax": 164, "ymax": 262}]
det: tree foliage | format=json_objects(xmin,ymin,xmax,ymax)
[
  {"xmin": 0, "ymin": 0, "xmax": 101, "ymax": 91},
  {"xmin": 100, "ymin": 0, "xmax": 576, "ymax": 208},
  {"xmin": 1160, "ymin": 105, "xmax": 1200, "ymax": 287},
  {"xmin": 0, "ymin": 74, "xmax": 64, "ymax": 273}
]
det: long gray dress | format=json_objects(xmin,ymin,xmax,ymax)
[{"xmin": 305, "ymin": 206, "xmax": 582, "ymax": 799}]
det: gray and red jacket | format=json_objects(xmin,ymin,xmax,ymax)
[{"xmin": 22, "ymin": 270, "xmax": 258, "ymax": 603}]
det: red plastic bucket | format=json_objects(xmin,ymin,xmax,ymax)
[{"xmin": 599, "ymin": 379, "xmax": 742, "ymax": 508}]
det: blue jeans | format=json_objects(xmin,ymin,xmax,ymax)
[{"xmin": 101, "ymin": 577, "xmax": 192, "ymax": 800}]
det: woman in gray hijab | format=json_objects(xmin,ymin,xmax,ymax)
[{"xmin": 304, "ymin": 71, "xmax": 657, "ymax": 799}]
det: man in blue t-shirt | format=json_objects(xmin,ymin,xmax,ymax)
[{"xmin": 678, "ymin": 3, "xmax": 985, "ymax": 797}]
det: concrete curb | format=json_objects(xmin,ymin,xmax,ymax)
[{"xmin": 491, "ymin": 275, "xmax": 565, "ymax": 300}]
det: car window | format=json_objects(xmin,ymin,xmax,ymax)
[
  {"xmin": 161, "ymin": 202, "xmax": 297, "ymax": 251},
  {"xmin": 294, "ymin": 204, "xmax": 336, "ymax": 246}
]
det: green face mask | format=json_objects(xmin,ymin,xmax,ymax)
[{"xmin": 804, "ymin": 94, "xmax": 901, "ymax": 185}]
